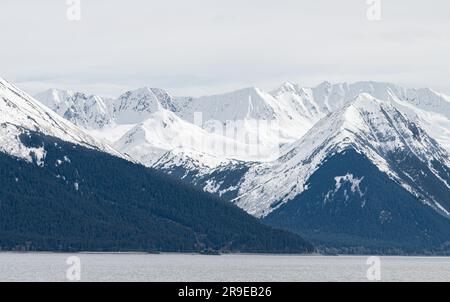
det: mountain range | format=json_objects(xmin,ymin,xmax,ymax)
[
  {"xmin": 6, "ymin": 78, "xmax": 450, "ymax": 254},
  {"xmin": 0, "ymin": 77, "xmax": 313, "ymax": 253}
]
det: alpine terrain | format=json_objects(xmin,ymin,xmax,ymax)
[
  {"xmin": 0, "ymin": 77, "xmax": 313, "ymax": 253},
  {"xmin": 34, "ymin": 81, "xmax": 450, "ymax": 254}
]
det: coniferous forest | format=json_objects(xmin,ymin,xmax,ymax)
[{"xmin": 0, "ymin": 131, "xmax": 313, "ymax": 253}]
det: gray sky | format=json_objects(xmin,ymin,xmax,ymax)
[{"xmin": 1, "ymin": 0, "xmax": 450, "ymax": 97}]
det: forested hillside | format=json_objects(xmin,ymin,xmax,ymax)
[{"xmin": 0, "ymin": 130, "xmax": 313, "ymax": 253}]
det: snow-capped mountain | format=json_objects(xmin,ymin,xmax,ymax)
[
  {"xmin": 173, "ymin": 87, "xmax": 278, "ymax": 122},
  {"xmin": 35, "ymin": 86, "xmax": 179, "ymax": 129},
  {"xmin": 153, "ymin": 93, "xmax": 450, "ymax": 252},
  {"xmin": 113, "ymin": 108, "xmax": 262, "ymax": 166},
  {"xmin": 153, "ymin": 148, "xmax": 253, "ymax": 200},
  {"xmin": 32, "ymin": 80, "xmax": 450, "ymax": 252},
  {"xmin": 2, "ymin": 77, "xmax": 313, "ymax": 253},
  {"xmin": 114, "ymin": 87, "xmax": 177, "ymax": 124},
  {"xmin": 155, "ymin": 93, "xmax": 450, "ymax": 223},
  {"xmin": 249, "ymin": 94, "xmax": 450, "ymax": 251},
  {"xmin": 35, "ymin": 81, "xmax": 450, "ymax": 168},
  {"xmin": 234, "ymin": 93, "xmax": 450, "ymax": 218},
  {"xmin": 35, "ymin": 86, "xmax": 287, "ymax": 164},
  {"xmin": 269, "ymin": 81, "xmax": 450, "ymax": 152},
  {"xmin": 33, "ymin": 81, "xmax": 450, "ymax": 184},
  {"xmin": 173, "ymin": 86, "xmax": 318, "ymax": 144},
  {"xmin": 0, "ymin": 78, "xmax": 122, "ymax": 164},
  {"xmin": 33, "ymin": 82, "xmax": 450, "ymax": 204},
  {"xmin": 34, "ymin": 88, "xmax": 115, "ymax": 129}
]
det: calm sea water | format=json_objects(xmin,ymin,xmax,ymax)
[{"xmin": 0, "ymin": 253, "xmax": 449, "ymax": 282}]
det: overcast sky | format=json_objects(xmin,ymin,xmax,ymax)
[{"xmin": 1, "ymin": 0, "xmax": 450, "ymax": 97}]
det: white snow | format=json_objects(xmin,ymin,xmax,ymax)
[
  {"xmin": 0, "ymin": 77, "xmax": 124, "ymax": 165},
  {"xmin": 233, "ymin": 94, "xmax": 450, "ymax": 217},
  {"xmin": 334, "ymin": 174, "xmax": 365, "ymax": 196},
  {"xmin": 31, "ymin": 79, "xmax": 450, "ymax": 219},
  {"xmin": 34, "ymin": 81, "xmax": 450, "ymax": 169},
  {"xmin": 325, "ymin": 174, "xmax": 365, "ymax": 206}
]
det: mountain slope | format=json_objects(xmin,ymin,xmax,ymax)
[
  {"xmin": 0, "ymin": 131, "xmax": 312, "ymax": 253},
  {"xmin": 0, "ymin": 77, "xmax": 313, "ymax": 253},
  {"xmin": 34, "ymin": 81, "xmax": 450, "ymax": 167},
  {"xmin": 114, "ymin": 87, "xmax": 177, "ymax": 124},
  {"xmin": 0, "ymin": 78, "xmax": 122, "ymax": 161},
  {"xmin": 34, "ymin": 89, "xmax": 114, "ymax": 129},
  {"xmin": 235, "ymin": 94, "xmax": 450, "ymax": 217},
  {"xmin": 30, "ymin": 80, "xmax": 450, "ymax": 253},
  {"xmin": 153, "ymin": 149, "xmax": 253, "ymax": 200},
  {"xmin": 173, "ymin": 86, "xmax": 315, "ymax": 146},
  {"xmin": 263, "ymin": 149, "xmax": 450, "ymax": 253},
  {"xmin": 269, "ymin": 81, "xmax": 450, "ymax": 152},
  {"xmin": 233, "ymin": 94, "xmax": 450, "ymax": 252},
  {"xmin": 113, "ymin": 108, "xmax": 265, "ymax": 166}
]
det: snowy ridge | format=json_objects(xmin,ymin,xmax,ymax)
[
  {"xmin": 155, "ymin": 148, "xmax": 235, "ymax": 172},
  {"xmin": 0, "ymin": 77, "xmax": 123, "ymax": 164},
  {"xmin": 32, "ymin": 80, "xmax": 450, "ymax": 221},
  {"xmin": 115, "ymin": 109, "xmax": 235, "ymax": 166},
  {"xmin": 174, "ymin": 87, "xmax": 278, "ymax": 122},
  {"xmin": 174, "ymin": 86, "xmax": 319, "ymax": 143},
  {"xmin": 26, "ymin": 78, "xmax": 450, "ymax": 251},
  {"xmin": 234, "ymin": 93, "xmax": 450, "ymax": 218},
  {"xmin": 35, "ymin": 86, "xmax": 288, "ymax": 165},
  {"xmin": 114, "ymin": 107, "xmax": 274, "ymax": 166},
  {"xmin": 35, "ymin": 86, "xmax": 179, "ymax": 129},
  {"xmin": 153, "ymin": 148, "xmax": 252, "ymax": 199},
  {"xmin": 270, "ymin": 81, "xmax": 450, "ymax": 152},
  {"xmin": 34, "ymin": 88, "xmax": 114, "ymax": 129},
  {"xmin": 34, "ymin": 81, "xmax": 450, "ymax": 167},
  {"xmin": 114, "ymin": 87, "xmax": 177, "ymax": 124}
]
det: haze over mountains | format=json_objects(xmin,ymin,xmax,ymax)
[{"xmin": 13, "ymin": 79, "xmax": 450, "ymax": 253}]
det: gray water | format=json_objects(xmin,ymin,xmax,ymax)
[{"xmin": 0, "ymin": 253, "xmax": 449, "ymax": 282}]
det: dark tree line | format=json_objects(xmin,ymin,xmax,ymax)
[{"xmin": 0, "ymin": 131, "xmax": 313, "ymax": 253}]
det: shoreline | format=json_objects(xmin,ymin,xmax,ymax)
[{"xmin": 0, "ymin": 251, "xmax": 449, "ymax": 258}]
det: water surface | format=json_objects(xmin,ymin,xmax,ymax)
[{"xmin": 0, "ymin": 253, "xmax": 448, "ymax": 282}]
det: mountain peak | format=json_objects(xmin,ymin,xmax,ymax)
[
  {"xmin": 234, "ymin": 90, "xmax": 450, "ymax": 217},
  {"xmin": 173, "ymin": 86, "xmax": 278, "ymax": 124},
  {"xmin": 317, "ymin": 81, "xmax": 332, "ymax": 88},
  {"xmin": 313, "ymin": 81, "xmax": 332, "ymax": 94},
  {"xmin": 349, "ymin": 92, "xmax": 383, "ymax": 109},
  {"xmin": 34, "ymin": 88, "xmax": 113, "ymax": 129},
  {"xmin": 114, "ymin": 87, "xmax": 176, "ymax": 124},
  {"xmin": 229, "ymin": 86, "xmax": 264, "ymax": 96},
  {"xmin": 0, "ymin": 76, "xmax": 121, "ymax": 162},
  {"xmin": 271, "ymin": 82, "xmax": 299, "ymax": 95}
]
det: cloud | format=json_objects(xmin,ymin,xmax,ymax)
[{"xmin": 1, "ymin": 0, "xmax": 450, "ymax": 96}]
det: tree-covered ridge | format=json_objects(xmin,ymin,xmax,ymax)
[{"xmin": 0, "ymin": 130, "xmax": 312, "ymax": 253}]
